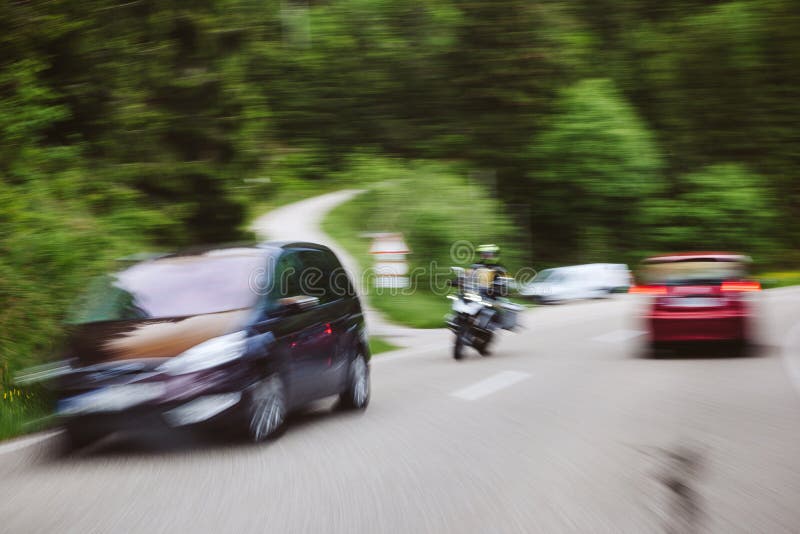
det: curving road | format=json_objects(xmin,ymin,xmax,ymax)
[{"xmin": 2, "ymin": 193, "xmax": 800, "ymax": 533}]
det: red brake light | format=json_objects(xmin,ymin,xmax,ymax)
[
  {"xmin": 721, "ymin": 280, "xmax": 761, "ymax": 292},
  {"xmin": 629, "ymin": 285, "xmax": 667, "ymax": 295}
]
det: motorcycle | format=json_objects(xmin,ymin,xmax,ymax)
[{"xmin": 445, "ymin": 267, "xmax": 523, "ymax": 360}]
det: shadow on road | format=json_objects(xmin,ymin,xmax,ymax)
[
  {"xmin": 640, "ymin": 341, "xmax": 770, "ymax": 360},
  {"xmin": 46, "ymin": 398, "xmax": 366, "ymax": 462}
]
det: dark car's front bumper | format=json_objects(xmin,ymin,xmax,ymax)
[
  {"xmin": 59, "ymin": 390, "xmax": 245, "ymax": 435},
  {"xmin": 56, "ymin": 367, "xmax": 255, "ymax": 435}
]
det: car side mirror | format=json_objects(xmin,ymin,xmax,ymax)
[{"xmin": 277, "ymin": 295, "xmax": 320, "ymax": 315}]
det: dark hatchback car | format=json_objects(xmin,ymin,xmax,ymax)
[{"xmin": 50, "ymin": 242, "xmax": 370, "ymax": 449}]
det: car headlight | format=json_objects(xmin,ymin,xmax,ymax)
[{"xmin": 157, "ymin": 331, "xmax": 248, "ymax": 376}]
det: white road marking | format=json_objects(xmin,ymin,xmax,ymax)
[
  {"xmin": 781, "ymin": 321, "xmax": 800, "ymax": 398},
  {"xmin": 0, "ymin": 430, "xmax": 62, "ymax": 455},
  {"xmin": 592, "ymin": 329, "xmax": 646, "ymax": 343},
  {"xmin": 451, "ymin": 371, "xmax": 530, "ymax": 401}
]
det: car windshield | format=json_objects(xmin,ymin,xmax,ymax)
[
  {"xmin": 533, "ymin": 269, "xmax": 555, "ymax": 282},
  {"xmin": 643, "ymin": 259, "xmax": 747, "ymax": 285},
  {"xmin": 70, "ymin": 250, "xmax": 267, "ymax": 323}
]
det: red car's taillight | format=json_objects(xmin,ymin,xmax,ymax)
[
  {"xmin": 629, "ymin": 285, "xmax": 667, "ymax": 295},
  {"xmin": 720, "ymin": 280, "xmax": 761, "ymax": 292}
]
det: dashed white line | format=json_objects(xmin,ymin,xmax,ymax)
[
  {"xmin": 592, "ymin": 329, "xmax": 646, "ymax": 343},
  {"xmin": 451, "ymin": 371, "xmax": 530, "ymax": 401}
]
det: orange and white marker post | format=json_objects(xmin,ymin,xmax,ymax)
[{"xmin": 367, "ymin": 233, "xmax": 410, "ymax": 289}]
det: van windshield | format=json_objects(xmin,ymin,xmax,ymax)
[
  {"xmin": 70, "ymin": 250, "xmax": 268, "ymax": 323},
  {"xmin": 533, "ymin": 269, "xmax": 555, "ymax": 282}
]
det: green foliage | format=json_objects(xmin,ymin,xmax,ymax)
[
  {"xmin": 370, "ymin": 292, "xmax": 452, "ymax": 329},
  {"xmin": 642, "ymin": 164, "xmax": 778, "ymax": 260},
  {"xmin": 0, "ymin": 386, "xmax": 50, "ymax": 441},
  {"xmin": 758, "ymin": 271, "xmax": 800, "ymax": 290},
  {"xmin": 531, "ymin": 78, "xmax": 664, "ymax": 263},
  {"xmin": 335, "ymin": 156, "xmax": 523, "ymax": 272},
  {"xmin": 368, "ymin": 336, "xmax": 400, "ymax": 355},
  {"xmin": 324, "ymin": 157, "xmax": 522, "ymax": 328}
]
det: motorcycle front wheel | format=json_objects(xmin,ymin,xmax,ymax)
[{"xmin": 453, "ymin": 320, "xmax": 469, "ymax": 360}]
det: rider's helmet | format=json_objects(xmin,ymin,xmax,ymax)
[{"xmin": 476, "ymin": 244, "xmax": 500, "ymax": 265}]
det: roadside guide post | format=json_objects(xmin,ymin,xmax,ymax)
[{"xmin": 365, "ymin": 233, "xmax": 410, "ymax": 289}]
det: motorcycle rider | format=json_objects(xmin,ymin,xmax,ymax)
[
  {"xmin": 470, "ymin": 244, "xmax": 509, "ymax": 298},
  {"xmin": 469, "ymin": 244, "xmax": 517, "ymax": 333},
  {"xmin": 447, "ymin": 243, "xmax": 520, "ymax": 359}
]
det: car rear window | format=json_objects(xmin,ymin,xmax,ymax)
[
  {"xmin": 71, "ymin": 250, "xmax": 267, "ymax": 323},
  {"xmin": 642, "ymin": 259, "xmax": 747, "ymax": 285}
]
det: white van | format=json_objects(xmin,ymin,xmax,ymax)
[{"xmin": 519, "ymin": 263, "xmax": 631, "ymax": 303}]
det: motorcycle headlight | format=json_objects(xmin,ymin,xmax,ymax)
[{"xmin": 157, "ymin": 331, "xmax": 248, "ymax": 376}]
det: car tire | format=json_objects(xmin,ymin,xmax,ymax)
[
  {"xmin": 648, "ymin": 341, "xmax": 668, "ymax": 359},
  {"xmin": 62, "ymin": 422, "xmax": 105, "ymax": 453},
  {"xmin": 453, "ymin": 321, "xmax": 468, "ymax": 360},
  {"xmin": 339, "ymin": 352, "xmax": 370, "ymax": 410},
  {"xmin": 731, "ymin": 339, "xmax": 752, "ymax": 358},
  {"xmin": 246, "ymin": 374, "xmax": 287, "ymax": 443}
]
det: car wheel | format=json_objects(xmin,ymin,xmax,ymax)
[
  {"xmin": 731, "ymin": 339, "xmax": 752, "ymax": 358},
  {"xmin": 340, "ymin": 352, "xmax": 370, "ymax": 410},
  {"xmin": 246, "ymin": 374, "xmax": 287, "ymax": 443},
  {"xmin": 63, "ymin": 422, "xmax": 105, "ymax": 453},
  {"xmin": 648, "ymin": 341, "xmax": 668, "ymax": 359}
]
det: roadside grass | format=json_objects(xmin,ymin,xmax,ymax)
[
  {"xmin": 758, "ymin": 271, "xmax": 800, "ymax": 289},
  {"xmin": 368, "ymin": 336, "xmax": 400, "ymax": 355},
  {"xmin": 371, "ymin": 292, "xmax": 451, "ymax": 329},
  {"xmin": 0, "ymin": 387, "xmax": 50, "ymax": 441},
  {"xmin": 323, "ymin": 196, "xmax": 451, "ymax": 329}
]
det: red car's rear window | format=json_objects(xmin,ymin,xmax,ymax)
[{"xmin": 642, "ymin": 258, "xmax": 748, "ymax": 285}]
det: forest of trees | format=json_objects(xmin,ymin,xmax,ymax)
[{"xmin": 1, "ymin": 0, "xmax": 799, "ymax": 380}]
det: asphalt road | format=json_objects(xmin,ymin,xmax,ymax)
[{"xmin": 2, "ymin": 194, "xmax": 800, "ymax": 533}]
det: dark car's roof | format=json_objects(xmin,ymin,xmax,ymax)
[
  {"xmin": 128, "ymin": 241, "xmax": 333, "ymax": 263},
  {"xmin": 643, "ymin": 252, "xmax": 751, "ymax": 264},
  {"xmin": 258, "ymin": 241, "xmax": 334, "ymax": 253}
]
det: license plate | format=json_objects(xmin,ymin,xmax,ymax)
[
  {"xmin": 58, "ymin": 383, "xmax": 165, "ymax": 416},
  {"xmin": 668, "ymin": 297, "xmax": 722, "ymax": 307}
]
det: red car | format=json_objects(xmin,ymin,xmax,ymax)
[{"xmin": 631, "ymin": 253, "xmax": 761, "ymax": 351}]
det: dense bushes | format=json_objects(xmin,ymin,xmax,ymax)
[
  {"xmin": 642, "ymin": 164, "xmax": 780, "ymax": 264},
  {"xmin": 337, "ymin": 157, "xmax": 524, "ymax": 278}
]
